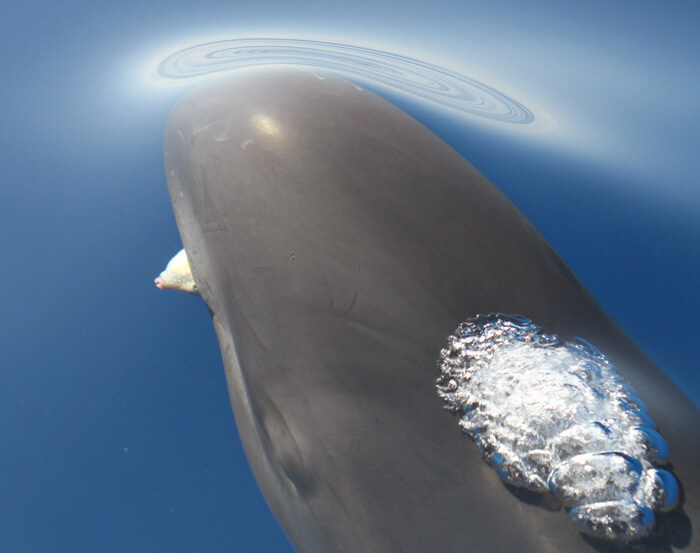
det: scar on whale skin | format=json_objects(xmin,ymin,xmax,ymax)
[{"xmin": 154, "ymin": 249, "xmax": 199, "ymax": 295}]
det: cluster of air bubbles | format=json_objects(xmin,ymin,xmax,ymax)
[
  {"xmin": 436, "ymin": 314, "xmax": 679, "ymax": 542},
  {"xmin": 155, "ymin": 38, "xmax": 541, "ymax": 127}
]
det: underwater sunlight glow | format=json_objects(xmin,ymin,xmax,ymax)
[{"xmin": 148, "ymin": 37, "xmax": 557, "ymax": 131}]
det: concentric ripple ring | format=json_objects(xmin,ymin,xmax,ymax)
[{"xmin": 156, "ymin": 38, "xmax": 537, "ymax": 125}]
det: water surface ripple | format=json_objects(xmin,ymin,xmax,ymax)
[{"xmin": 156, "ymin": 38, "xmax": 537, "ymax": 126}]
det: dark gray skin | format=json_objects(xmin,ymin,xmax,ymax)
[{"xmin": 163, "ymin": 69, "xmax": 698, "ymax": 553}]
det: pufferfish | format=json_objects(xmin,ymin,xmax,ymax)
[{"xmin": 154, "ymin": 249, "xmax": 199, "ymax": 295}]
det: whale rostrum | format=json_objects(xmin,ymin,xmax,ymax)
[{"xmin": 161, "ymin": 69, "xmax": 698, "ymax": 553}]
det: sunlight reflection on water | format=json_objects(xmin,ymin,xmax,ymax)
[{"xmin": 154, "ymin": 38, "xmax": 554, "ymax": 130}]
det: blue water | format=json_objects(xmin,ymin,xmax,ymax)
[{"xmin": 2, "ymin": 1, "xmax": 698, "ymax": 551}]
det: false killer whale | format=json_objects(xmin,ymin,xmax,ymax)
[{"xmin": 160, "ymin": 69, "xmax": 698, "ymax": 552}]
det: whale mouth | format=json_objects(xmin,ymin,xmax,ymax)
[{"xmin": 436, "ymin": 314, "xmax": 679, "ymax": 543}]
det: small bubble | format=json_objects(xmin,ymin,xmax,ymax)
[
  {"xmin": 621, "ymin": 392, "xmax": 648, "ymax": 414},
  {"xmin": 570, "ymin": 338, "xmax": 605, "ymax": 359},
  {"xmin": 550, "ymin": 422, "xmax": 613, "ymax": 465},
  {"xmin": 569, "ymin": 500, "xmax": 654, "ymax": 541},
  {"xmin": 630, "ymin": 426, "xmax": 669, "ymax": 462},
  {"xmin": 497, "ymin": 461, "xmax": 530, "ymax": 488},
  {"xmin": 621, "ymin": 406, "xmax": 657, "ymax": 429},
  {"xmin": 548, "ymin": 452, "xmax": 642, "ymax": 507},
  {"xmin": 636, "ymin": 469, "xmax": 679, "ymax": 512}
]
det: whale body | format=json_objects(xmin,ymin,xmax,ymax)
[{"xmin": 161, "ymin": 69, "xmax": 698, "ymax": 552}]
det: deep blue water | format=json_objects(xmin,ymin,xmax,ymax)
[{"xmin": 2, "ymin": 1, "xmax": 698, "ymax": 551}]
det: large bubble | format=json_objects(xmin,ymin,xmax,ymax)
[{"xmin": 436, "ymin": 314, "xmax": 679, "ymax": 542}]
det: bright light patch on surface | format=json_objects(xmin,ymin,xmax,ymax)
[
  {"xmin": 437, "ymin": 314, "xmax": 679, "ymax": 542},
  {"xmin": 251, "ymin": 113, "xmax": 282, "ymax": 137},
  {"xmin": 148, "ymin": 38, "xmax": 555, "ymax": 131}
]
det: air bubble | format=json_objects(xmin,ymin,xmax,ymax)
[
  {"xmin": 630, "ymin": 426, "xmax": 669, "ymax": 462},
  {"xmin": 549, "ymin": 422, "xmax": 613, "ymax": 465},
  {"xmin": 636, "ymin": 469, "xmax": 679, "ymax": 512},
  {"xmin": 569, "ymin": 500, "xmax": 654, "ymax": 542},
  {"xmin": 548, "ymin": 452, "xmax": 642, "ymax": 507},
  {"xmin": 436, "ymin": 314, "xmax": 680, "ymax": 542},
  {"xmin": 495, "ymin": 459, "xmax": 530, "ymax": 488}
]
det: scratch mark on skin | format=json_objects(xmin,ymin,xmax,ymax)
[{"xmin": 327, "ymin": 289, "xmax": 359, "ymax": 316}]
